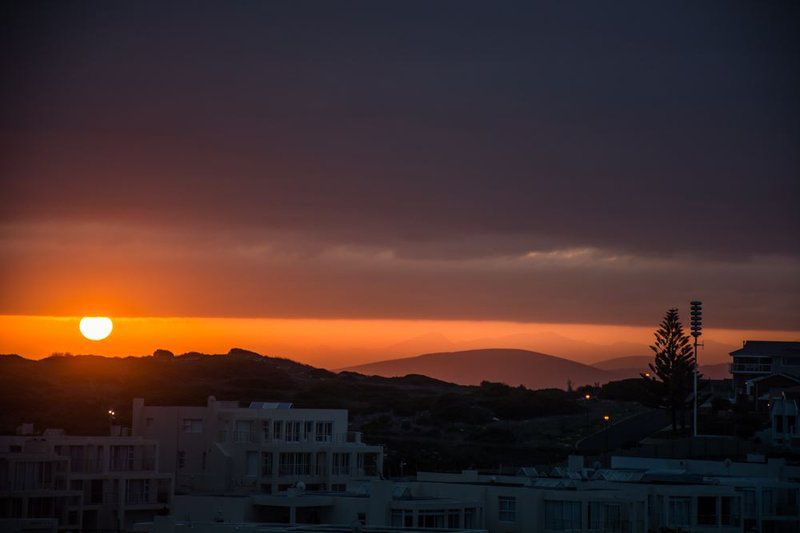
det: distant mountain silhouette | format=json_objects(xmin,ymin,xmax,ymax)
[
  {"xmin": 341, "ymin": 348, "xmax": 615, "ymax": 389},
  {"xmin": 592, "ymin": 355, "xmax": 652, "ymax": 370}
]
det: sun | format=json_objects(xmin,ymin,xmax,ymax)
[{"xmin": 79, "ymin": 317, "xmax": 113, "ymax": 341}]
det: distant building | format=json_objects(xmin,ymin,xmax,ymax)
[
  {"xmin": 729, "ymin": 341, "xmax": 800, "ymax": 399},
  {"xmin": 760, "ymin": 396, "xmax": 800, "ymax": 450},
  {"xmin": 131, "ymin": 397, "xmax": 384, "ymax": 495},
  {"xmin": 0, "ymin": 429, "xmax": 172, "ymax": 532}
]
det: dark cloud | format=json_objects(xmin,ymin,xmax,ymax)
[{"xmin": 1, "ymin": 1, "xmax": 798, "ymax": 326}]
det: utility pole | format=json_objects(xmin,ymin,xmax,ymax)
[{"xmin": 690, "ymin": 301, "xmax": 703, "ymax": 437}]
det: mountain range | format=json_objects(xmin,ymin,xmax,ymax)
[{"xmin": 342, "ymin": 349, "xmax": 731, "ymax": 389}]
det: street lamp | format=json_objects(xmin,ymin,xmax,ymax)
[
  {"xmin": 603, "ymin": 415, "xmax": 612, "ymax": 452},
  {"xmin": 690, "ymin": 301, "xmax": 702, "ymax": 437}
]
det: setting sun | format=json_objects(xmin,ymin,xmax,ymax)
[{"xmin": 79, "ymin": 316, "xmax": 113, "ymax": 341}]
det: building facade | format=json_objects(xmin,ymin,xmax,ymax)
[
  {"xmin": 145, "ymin": 455, "xmax": 800, "ymax": 533},
  {"xmin": 131, "ymin": 397, "xmax": 384, "ymax": 495},
  {"xmin": 0, "ymin": 429, "xmax": 173, "ymax": 532},
  {"xmin": 730, "ymin": 341, "xmax": 800, "ymax": 399}
]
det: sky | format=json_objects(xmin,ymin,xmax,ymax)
[{"xmin": 1, "ymin": 2, "xmax": 798, "ymax": 365}]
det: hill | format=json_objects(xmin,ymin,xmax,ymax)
[
  {"xmin": 1, "ymin": 348, "xmax": 627, "ymax": 472},
  {"xmin": 341, "ymin": 348, "xmax": 614, "ymax": 389},
  {"xmin": 592, "ymin": 355, "xmax": 652, "ymax": 371}
]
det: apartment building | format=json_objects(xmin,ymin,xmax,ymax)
[
  {"xmin": 145, "ymin": 454, "xmax": 800, "ymax": 532},
  {"xmin": 730, "ymin": 341, "xmax": 800, "ymax": 399},
  {"xmin": 611, "ymin": 455, "xmax": 800, "ymax": 532},
  {"xmin": 131, "ymin": 397, "xmax": 384, "ymax": 494},
  {"xmin": 0, "ymin": 429, "xmax": 173, "ymax": 532}
]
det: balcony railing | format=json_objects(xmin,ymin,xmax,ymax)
[
  {"xmin": 125, "ymin": 491, "xmax": 150, "ymax": 505},
  {"xmin": 277, "ymin": 464, "xmax": 325, "ymax": 476},
  {"xmin": 69, "ymin": 459, "xmax": 106, "ymax": 473},
  {"xmin": 730, "ymin": 363, "xmax": 772, "ymax": 373},
  {"xmin": 233, "ymin": 431, "xmax": 258, "ymax": 443}
]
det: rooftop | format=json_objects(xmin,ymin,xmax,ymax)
[{"xmin": 730, "ymin": 341, "xmax": 800, "ymax": 358}]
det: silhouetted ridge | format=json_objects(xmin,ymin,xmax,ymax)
[{"xmin": 342, "ymin": 348, "xmax": 613, "ymax": 389}]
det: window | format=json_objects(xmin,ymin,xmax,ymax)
[
  {"xmin": 499, "ymin": 496, "xmax": 517, "ymax": 522},
  {"xmin": 448, "ymin": 510, "xmax": 460, "ymax": 528},
  {"xmin": 464, "ymin": 508, "xmax": 476, "ymax": 529},
  {"xmin": 391, "ymin": 509, "xmax": 413, "ymax": 528},
  {"xmin": 261, "ymin": 420, "xmax": 271, "ymax": 441},
  {"xmin": 418, "ymin": 509, "xmax": 445, "ymax": 528},
  {"xmin": 234, "ymin": 420, "xmax": 253, "ymax": 442},
  {"xmin": 11, "ymin": 462, "xmax": 53, "ymax": 490},
  {"xmin": 331, "ymin": 483, "xmax": 346, "ymax": 492},
  {"xmin": 589, "ymin": 503, "xmax": 622, "ymax": 532},
  {"xmin": 736, "ymin": 488, "xmax": 756, "ymax": 518},
  {"xmin": 182, "ymin": 418, "xmax": 203, "ymax": 434},
  {"xmin": 262, "ymin": 452, "xmax": 273, "ymax": 476},
  {"xmin": 545, "ymin": 500, "xmax": 581, "ymax": 530},
  {"xmin": 721, "ymin": 496, "xmax": 740, "ymax": 526},
  {"xmin": 278, "ymin": 452, "xmax": 312, "ymax": 475},
  {"xmin": 273, "ymin": 421, "xmax": 282, "ymax": 440},
  {"xmin": 285, "ymin": 421, "xmax": 302, "ymax": 442},
  {"xmin": 110, "ymin": 446, "xmax": 134, "ymax": 471},
  {"xmin": 668, "ymin": 497, "xmax": 691, "ymax": 527},
  {"xmin": 27, "ymin": 497, "xmax": 53, "ymax": 518},
  {"xmin": 90, "ymin": 479, "xmax": 103, "ymax": 504},
  {"xmin": 125, "ymin": 479, "xmax": 150, "ymax": 504},
  {"xmin": 697, "ymin": 496, "xmax": 717, "ymax": 525},
  {"xmin": 177, "ymin": 450, "xmax": 186, "ymax": 469},
  {"xmin": 246, "ymin": 451, "xmax": 259, "ymax": 477},
  {"xmin": 67, "ymin": 446, "xmax": 85, "ymax": 473},
  {"xmin": 304, "ymin": 421, "xmax": 314, "ymax": 441},
  {"xmin": 332, "ymin": 453, "xmax": 350, "ymax": 475},
  {"xmin": 315, "ymin": 422, "xmax": 332, "ymax": 442}
]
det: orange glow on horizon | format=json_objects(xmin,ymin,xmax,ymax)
[{"xmin": 1, "ymin": 315, "xmax": 798, "ymax": 370}]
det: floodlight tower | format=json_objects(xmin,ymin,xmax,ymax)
[{"xmin": 690, "ymin": 301, "xmax": 702, "ymax": 437}]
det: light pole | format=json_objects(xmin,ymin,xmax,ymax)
[{"xmin": 690, "ymin": 301, "xmax": 702, "ymax": 437}]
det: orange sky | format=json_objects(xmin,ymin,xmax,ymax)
[{"xmin": 2, "ymin": 314, "xmax": 797, "ymax": 369}]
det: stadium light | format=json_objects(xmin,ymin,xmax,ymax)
[{"xmin": 690, "ymin": 300, "xmax": 702, "ymax": 437}]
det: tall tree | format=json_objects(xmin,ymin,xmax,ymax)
[{"xmin": 641, "ymin": 308, "xmax": 696, "ymax": 433}]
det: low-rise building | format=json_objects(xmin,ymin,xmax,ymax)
[
  {"xmin": 730, "ymin": 341, "xmax": 800, "ymax": 400},
  {"xmin": 148, "ymin": 455, "xmax": 800, "ymax": 532},
  {"xmin": 131, "ymin": 397, "xmax": 384, "ymax": 495},
  {"xmin": 0, "ymin": 429, "xmax": 173, "ymax": 532}
]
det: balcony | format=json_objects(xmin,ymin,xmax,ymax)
[
  {"xmin": 277, "ymin": 464, "xmax": 325, "ymax": 477},
  {"xmin": 233, "ymin": 431, "xmax": 258, "ymax": 444},
  {"xmin": 730, "ymin": 363, "xmax": 772, "ymax": 373},
  {"xmin": 331, "ymin": 432, "xmax": 362, "ymax": 444},
  {"xmin": 125, "ymin": 491, "xmax": 151, "ymax": 505}
]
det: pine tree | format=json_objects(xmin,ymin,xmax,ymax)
[{"xmin": 641, "ymin": 308, "xmax": 696, "ymax": 433}]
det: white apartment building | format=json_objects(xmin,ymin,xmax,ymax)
[
  {"xmin": 131, "ymin": 397, "xmax": 384, "ymax": 495},
  {"xmin": 139, "ymin": 455, "xmax": 800, "ymax": 533},
  {"xmin": 0, "ymin": 428, "xmax": 173, "ymax": 532}
]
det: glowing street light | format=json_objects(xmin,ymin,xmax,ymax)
[
  {"xmin": 584, "ymin": 393, "xmax": 591, "ymax": 400},
  {"xmin": 603, "ymin": 414, "xmax": 611, "ymax": 422}
]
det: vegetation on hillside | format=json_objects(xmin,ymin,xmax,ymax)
[{"xmin": 0, "ymin": 349, "xmax": 648, "ymax": 472}]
